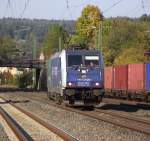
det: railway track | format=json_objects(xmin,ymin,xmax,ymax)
[
  {"xmin": 95, "ymin": 108, "xmax": 150, "ymax": 125},
  {"xmin": 17, "ymin": 95, "xmax": 150, "ymax": 135},
  {"xmin": 61, "ymin": 107, "xmax": 150, "ymax": 136},
  {"xmin": 95, "ymin": 109, "xmax": 150, "ymax": 135},
  {"xmin": 0, "ymin": 97, "xmax": 78, "ymax": 141},
  {"xmin": 1, "ymin": 93, "xmax": 150, "ymax": 136},
  {"xmin": 102, "ymin": 97, "xmax": 150, "ymax": 106},
  {"xmin": 0, "ymin": 107, "xmax": 28, "ymax": 141}
]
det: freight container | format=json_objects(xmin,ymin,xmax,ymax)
[
  {"xmin": 114, "ymin": 65, "xmax": 128, "ymax": 90},
  {"xmin": 128, "ymin": 63, "xmax": 145, "ymax": 91},
  {"xmin": 145, "ymin": 63, "xmax": 150, "ymax": 91},
  {"xmin": 104, "ymin": 67, "xmax": 113, "ymax": 89}
]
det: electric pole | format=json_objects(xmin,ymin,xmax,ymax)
[
  {"xmin": 59, "ymin": 37, "xmax": 62, "ymax": 52},
  {"xmin": 30, "ymin": 33, "xmax": 37, "ymax": 89},
  {"xmin": 97, "ymin": 21, "xmax": 103, "ymax": 52}
]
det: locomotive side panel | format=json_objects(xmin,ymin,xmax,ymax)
[
  {"xmin": 60, "ymin": 50, "xmax": 67, "ymax": 89},
  {"xmin": 47, "ymin": 54, "xmax": 62, "ymax": 95}
]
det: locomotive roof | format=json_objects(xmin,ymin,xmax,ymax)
[
  {"xmin": 50, "ymin": 52, "xmax": 61, "ymax": 59},
  {"xmin": 66, "ymin": 49, "xmax": 101, "ymax": 55},
  {"xmin": 49, "ymin": 49, "xmax": 101, "ymax": 60}
]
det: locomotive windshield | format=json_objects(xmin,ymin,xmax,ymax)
[
  {"xmin": 85, "ymin": 56, "xmax": 99, "ymax": 66},
  {"xmin": 67, "ymin": 55, "xmax": 100, "ymax": 67},
  {"xmin": 68, "ymin": 55, "xmax": 82, "ymax": 67}
]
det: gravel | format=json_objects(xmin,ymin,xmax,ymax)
[
  {"xmin": 97, "ymin": 102, "xmax": 150, "ymax": 120},
  {"xmin": 0, "ymin": 92, "xmax": 150, "ymax": 141},
  {"xmin": 101, "ymin": 98, "xmax": 150, "ymax": 120},
  {"xmin": 0, "ymin": 124, "xmax": 10, "ymax": 141}
]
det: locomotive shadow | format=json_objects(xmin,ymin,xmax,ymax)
[
  {"xmin": 0, "ymin": 87, "xmax": 41, "ymax": 93},
  {"xmin": 68, "ymin": 105, "xmax": 94, "ymax": 111},
  {"xmin": 98, "ymin": 103, "xmax": 150, "ymax": 112},
  {"xmin": 0, "ymin": 100, "xmax": 30, "ymax": 105}
]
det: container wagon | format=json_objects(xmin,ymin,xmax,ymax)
[
  {"xmin": 47, "ymin": 48, "xmax": 104, "ymax": 106},
  {"xmin": 104, "ymin": 63, "xmax": 150, "ymax": 101},
  {"xmin": 104, "ymin": 66, "xmax": 113, "ymax": 96},
  {"xmin": 128, "ymin": 63, "xmax": 145, "ymax": 99}
]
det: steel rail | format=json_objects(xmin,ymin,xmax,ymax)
[
  {"xmin": 58, "ymin": 106, "xmax": 150, "ymax": 136},
  {"xmin": 95, "ymin": 109, "xmax": 150, "ymax": 125},
  {"xmin": 0, "ymin": 96, "xmax": 78, "ymax": 141},
  {"xmin": 0, "ymin": 107, "xmax": 28, "ymax": 141},
  {"xmin": 102, "ymin": 98, "xmax": 150, "ymax": 107},
  {"xmin": 2, "ymin": 94, "xmax": 150, "ymax": 136},
  {"xmin": 20, "ymin": 94, "xmax": 150, "ymax": 136},
  {"xmin": 12, "ymin": 104, "xmax": 78, "ymax": 141}
]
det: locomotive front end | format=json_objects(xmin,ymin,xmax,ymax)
[{"xmin": 65, "ymin": 50, "xmax": 104, "ymax": 105}]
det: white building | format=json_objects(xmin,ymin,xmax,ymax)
[{"xmin": 0, "ymin": 67, "xmax": 23, "ymax": 76}]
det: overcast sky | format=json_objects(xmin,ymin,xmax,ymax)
[{"xmin": 0, "ymin": 0, "xmax": 150, "ymax": 20}]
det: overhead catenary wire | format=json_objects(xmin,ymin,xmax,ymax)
[
  {"xmin": 10, "ymin": 0, "xmax": 15, "ymax": 18},
  {"xmin": 66, "ymin": 0, "xmax": 69, "ymax": 8},
  {"xmin": 141, "ymin": 0, "xmax": 150, "ymax": 14},
  {"xmin": 71, "ymin": 0, "xmax": 92, "ymax": 8},
  {"xmin": 3, "ymin": 0, "xmax": 11, "ymax": 17},
  {"xmin": 20, "ymin": 0, "xmax": 31, "ymax": 18},
  {"xmin": 65, "ymin": 0, "xmax": 75, "ymax": 45},
  {"xmin": 130, "ymin": 6, "xmax": 142, "ymax": 17},
  {"xmin": 102, "ymin": 0, "xmax": 124, "ymax": 14},
  {"xmin": 7, "ymin": 0, "xmax": 11, "ymax": 11},
  {"xmin": 13, "ymin": 0, "xmax": 17, "ymax": 18},
  {"xmin": 125, "ymin": 0, "xmax": 150, "ymax": 17},
  {"xmin": 65, "ymin": 0, "xmax": 73, "ymax": 19},
  {"xmin": 5, "ymin": 0, "xmax": 15, "ymax": 18},
  {"xmin": 141, "ymin": 0, "xmax": 145, "ymax": 9},
  {"xmin": 126, "ymin": 1, "xmax": 141, "ymax": 17}
]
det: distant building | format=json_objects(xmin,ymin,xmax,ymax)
[
  {"xmin": 0, "ymin": 67, "xmax": 23, "ymax": 76},
  {"xmin": 39, "ymin": 52, "xmax": 45, "ymax": 60}
]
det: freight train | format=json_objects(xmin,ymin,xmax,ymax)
[
  {"xmin": 104, "ymin": 63, "xmax": 150, "ymax": 101},
  {"xmin": 47, "ymin": 47, "xmax": 104, "ymax": 106}
]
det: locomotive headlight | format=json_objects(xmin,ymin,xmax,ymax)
[
  {"xmin": 81, "ymin": 70, "xmax": 86, "ymax": 74},
  {"xmin": 68, "ymin": 82, "xmax": 72, "ymax": 86},
  {"xmin": 95, "ymin": 82, "xmax": 100, "ymax": 86}
]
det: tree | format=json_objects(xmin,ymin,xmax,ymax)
[
  {"xmin": 140, "ymin": 14, "xmax": 150, "ymax": 22},
  {"xmin": 0, "ymin": 36, "xmax": 16, "ymax": 62},
  {"xmin": 72, "ymin": 5, "xmax": 103, "ymax": 47},
  {"xmin": 102, "ymin": 18, "xmax": 150, "ymax": 66},
  {"xmin": 114, "ymin": 47, "xmax": 146, "ymax": 65},
  {"xmin": 43, "ymin": 24, "xmax": 68, "ymax": 59},
  {"xmin": 17, "ymin": 71, "xmax": 32, "ymax": 88}
]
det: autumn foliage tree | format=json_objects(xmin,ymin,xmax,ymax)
[
  {"xmin": 71, "ymin": 5, "xmax": 103, "ymax": 47},
  {"xmin": 102, "ymin": 18, "xmax": 150, "ymax": 66}
]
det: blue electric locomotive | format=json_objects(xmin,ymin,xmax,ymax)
[{"xmin": 47, "ymin": 47, "xmax": 104, "ymax": 106}]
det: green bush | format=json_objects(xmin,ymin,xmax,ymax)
[{"xmin": 17, "ymin": 71, "xmax": 32, "ymax": 88}]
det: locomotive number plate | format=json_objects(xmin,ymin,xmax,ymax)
[{"xmin": 77, "ymin": 82, "xmax": 90, "ymax": 87}]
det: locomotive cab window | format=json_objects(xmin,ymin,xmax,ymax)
[
  {"xmin": 68, "ymin": 55, "xmax": 82, "ymax": 67},
  {"xmin": 85, "ymin": 56, "xmax": 99, "ymax": 66}
]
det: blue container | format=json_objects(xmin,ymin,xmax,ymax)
[{"xmin": 145, "ymin": 63, "xmax": 150, "ymax": 91}]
